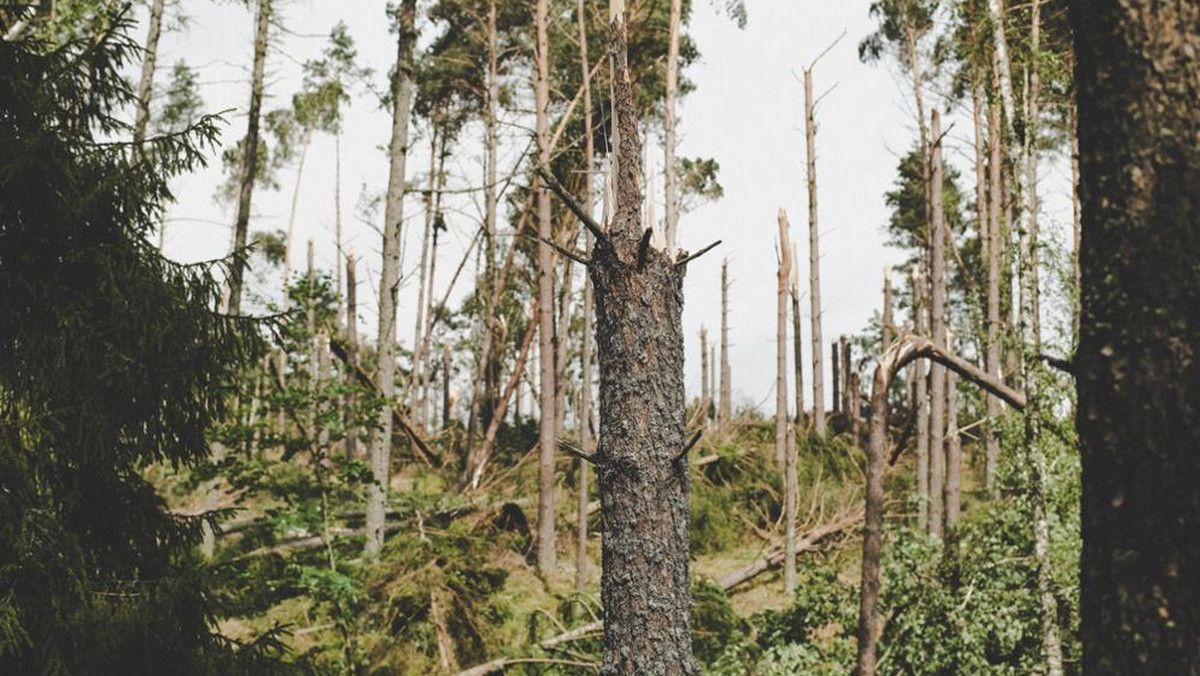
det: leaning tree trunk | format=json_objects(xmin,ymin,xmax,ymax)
[
  {"xmin": 804, "ymin": 69, "xmax": 826, "ymax": 435},
  {"xmin": 548, "ymin": 2, "xmax": 700, "ymax": 671},
  {"xmin": 1071, "ymin": 0, "xmax": 1200, "ymax": 672},
  {"xmin": 365, "ymin": 0, "xmax": 417, "ymax": 556},
  {"xmin": 228, "ymin": 0, "xmax": 271, "ymax": 316},
  {"xmin": 855, "ymin": 333, "xmax": 1026, "ymax": 676},
  {"xmin": 132, "ymin": 0, "xmax": 166, "ymax": 145}
]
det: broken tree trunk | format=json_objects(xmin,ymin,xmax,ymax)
[
  {"xmin": 719, "ymin": 259, "xmax": 732, "ymax": 426},
  {"xmin": 855, "ymin": 332, "xmax": 1025, "ymax": 676},
  {"xmin": 805, "ymin": 67, "xmax": 826, "ymax": 436},
  {"xmin": 581, "ymin": 1, "xmax": 698, "ymax": 670},
  {"xmin": 776, "ymin": 210, "xmax": 793, "ymax": 467}
]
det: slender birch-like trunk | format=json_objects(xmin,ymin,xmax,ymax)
[
  {"xmin": 663, "ymin": 0, "xmax": 681, "ymax": 250},
  {"xmin": 574, "ymin": 0, "xmax": 595, "ymax": 594},
  {"xmin": 132, "ymin": 0, "xmax": 166, "ymax": 145},
  {"xmin": 365, "ymin": 0, "xmax": 417, "ymax": 556},
  {"xmin": 985, "ymin": 99, "xmax": 1004, "ymax": 493},
  {"xmin": 534, "ymin": 0, "xmax": 557, "ymax": 576}
]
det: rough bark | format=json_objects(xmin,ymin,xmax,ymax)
[
  {"xmin": 132, "ymin": 0, "xmax": 166, "ymax": 146},
  {"xmin": 411, "ymin": 129, "xmax": 438, "ymax": 429},
  {"xmin": 1072, "ymin": 1, "xmax": 1200, "ymax": 672},
  {"xmin": 227, "ymin": 0, "xmax": 271, "ymax": 316},
  {"xmin": 583, "ymin": 2, "xmax": 697, "ymax": 671},
  {"xmin": 928, "ymin": 109, "xmax": 947, "ymax": 540},
  {"xmin": 855, "ymin": 333, "xmax": 1025, "ymax": 676},
  {"xmin": 365, "ymin": 0, "xmax": 417, "ymax": 556},
  {"xmin": 534, "ymin": 0, "xmax": 557, "ymax": 577},
  {"xmin": 1026, "ymin": 0, "xmax": 1043, "ymax": 347},
  {"xmin": 805, "ymin": 68, "xmax": 826, "ymax": 435}
]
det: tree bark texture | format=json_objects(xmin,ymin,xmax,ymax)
[
  {"xmin": 1072, "ymin": 1, "xmax": 1200, "ymax": 672},
  {"xmin": 928, "ymin": 109, "xmax": 947, "ymax": 540},
  {"xmin": 132, "ymin": 0, "xmax": 166, "ymax": 146},
  {"xmin": 719, "ymin": 259, "xmax": 732, "ymax": 426},
  {"xmin": 585, "ymin": 2, "xmax": 697, "ymax": 672},
  {"xmin": 535, "ymin": 0, "xmax": 557, "ymax": 577},
  {"xmin": 776, "ymin": 210, "xmax": 792, "ymax": 466}
]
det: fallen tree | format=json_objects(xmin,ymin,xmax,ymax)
[
  {"xmin": 450, "ymin": 513, "xmax": 861, "ymax": 676},
  {"xmin": 855, "ymin": 332, "xmax": 1024, "ymax": 676}
]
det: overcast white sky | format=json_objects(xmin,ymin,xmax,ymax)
[{"xmin": 150, "ymin": 0, "xmax": 1072, "ymax": 413}]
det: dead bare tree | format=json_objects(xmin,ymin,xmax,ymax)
[
  {"xmin": 928, "ymin": 109, "xmax": 948, "ymax": 539},
  {"xmin": 804, "ymin": 67, "xmax": 826, "ymax": 436},
  {"xmin": 719, "ymin": 259, "xmax": 732, "ymax": 426},
  {"xmin": 365, "ymin": 0, "xmax": 417, "ymax": 556},
  {"xmin": 534, "ymin": 0, "xmax": 557, "ymax": 576}
]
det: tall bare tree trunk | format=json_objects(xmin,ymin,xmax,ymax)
[
  {"xmin": 804, "ymin": 68, "xmax": 826, "ymax": 435},
  {"xmin": 777, "ymin": 211, "xmax": 797, "ymax": 593},
  {"xmin": 132, "ymin": 0, "xmax": 166, "ymax": 145},
  {"xmin": 534, "ymin": 0, "xmax": 557, "ymax": 577},
  {"xmin": 1069, "ymin": 95, "xmax": 1081, "ymax": 349},
  {"xmin": 945, "ymin": 343, "xmax": 961, "ymax": 529},
  {"xmin": 928, "ymin": 109, "xmax": 948, "ymax": 540},
  {"xmin": 442, "ymin": 343, "xmax": 452, "ymax": 428},
  {"xmin": 700, "ymin": 326, "xmax": 710, "ymax": 420},
  {"xmin": 775, "ymin": 211, "xmax": 792, "ymax": 467},
  {"xmin": 663, "ymin": 0, "xmax": 681, "ymax": 250},
  {"xmin": 1026, "ymin": 0, "xmax": 1043, "ymax": 347},
  {"xmin": 345, "ymin": 251, "xmax": 359, "ymax": 460},
  {"xmin": 987, "ymin": 2, "xmax": 1062, "ymax": 671},
  {"xmin": 985, "ymin": 99, "xmax": 1004, "ymax": 493},
  {"xmin": 832, "ymin": 342, "xmax": 841, "ymax": 415},
  {"xmin": 914, "ymin": 267, "xmax": 930, "ymax": 531},
  {"xmin": 840, "ymin": 336, "xmax": 853, "ymax": 417},
  {"xmin": 565, "ymin": 2, "xmax": 699, "ymax": 669},
  {"xmin": 365, "ymin": 0, "xmax": 417, "ymax": 556},
  {"xmin": 882, "ymin": 271, "xmax": 894, "ymax": 352},
  {"xmin": 719, "ymin": 260, "xmax": 732, "ymax": 425},
  {"xmin": 1072, "ymin": 2, "xmax": 1200, "ymax": 671},
  {"xmin": 411, "ymin": 129, "xmax": 438, "ymax": 430},
  {"xmin": 228, "ymin": 0, "xmax": 271, "ymax": 316},
  {"xmin": 574, "ymin": 0, "xmax": 595, "ymax": 594}
]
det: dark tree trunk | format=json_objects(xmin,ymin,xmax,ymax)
[
  {"xmin": 1071, "ymin": 1, "xmax": 1200, "ymax": 672},
  {"xmin": 582, "ymin": 3, "xmax": 698, "ymax": 672},
  {"xmin": 228, "ymin": 0, "xmax": 271, "ymax": 316}
]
